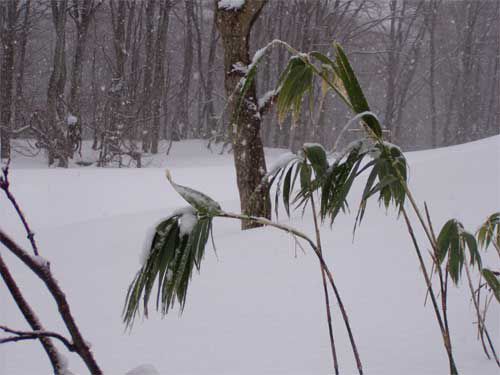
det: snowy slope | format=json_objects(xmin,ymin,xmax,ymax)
[{"xmin": 1, "ymin": 136, "xmax": 499, "ymax": 374}]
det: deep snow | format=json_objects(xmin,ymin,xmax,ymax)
[{"xmin": 1, "ymin": 136, "xmax": 499, "ymax": 374}]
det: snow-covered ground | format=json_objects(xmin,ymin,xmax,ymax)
[{"xmin": 1, "ymin": 136, "xmax": 499, "ymax": 374}]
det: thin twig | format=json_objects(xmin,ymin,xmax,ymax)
[
  {"xmin": 0, "ymin": 254, "xmax": 62, "ymax": 373},
  {"xmin": 0, "ymin": 228, "xmax": 102, "ymax": 374},
  {"xmin": 401, "ymin": 209, "xmax": 458, "ymax": 374},
  {"xmin": 464, "ymin": 262, "xmax": 500, "ymax": 366},
  {"xmin": 311, "ymin": 193, "xmax": 339, "ymax": 375},
  {"xmin": 218, "ymin": 211, "xmax": 363, "ymax": 375},
  {"xmin": 424, "ymin": 203, "xmax": 453, "ymax": 366},
  {"xmin": 0, "ymin": 161, "xmax": 39, "ymax": 256},
  {"xmin": 0, "ymin": 325, "xmax": 75, "ymax": 352}
]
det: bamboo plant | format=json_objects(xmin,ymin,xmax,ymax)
[{"xmin": 124, "ymin": 42, "xmax": 498, "ymax": 374}]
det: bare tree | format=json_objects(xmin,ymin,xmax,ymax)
[
  {"xmin": 46, "ymin": 0, "xmax": 68, "ymax": 167},
  {"xmin": 0, "ymin": 0, "xmax": 19, "ymax": 160},
  {"xmin": 13, "ymin": 0, "xmax": 31, "ymax": 134},
  {"xmin": 170, "ymin": 0, "xmax": 195, "ymax": 144},
  {"xmin": 142, "ymin": 0, "xmax": 155, "ymax": 152},
  {"xmin": 151, "ymin": 0, "xmax": 171, "ymax": 154},
  {"xmin": 67, "ymin": 0, "xmax": 101, "ymax": 156}
]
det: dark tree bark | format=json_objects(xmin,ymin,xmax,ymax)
[
  {"xmin": 0, "ymin": 229, "xmax": 102, "ymax": 374},
  {"xmin": 103, "ymin": 0, "xmax": 134, "ymax": 165},
  {"xmin": 46, "ymin": 0, "xmax": 68, "ymax": 167},
  {"xmin": 426, "ymin": 0, "xmax": 439, "ymax": 148},
  {"xmin": 215, "ymin": 0, "xmax": 271, "ymax": 229},
  {"xmin": 0, "ymin": 0, "xmax": 18, "ymax": 160},
  {"xmin": 67, "ymin": 0, "xmax": 100, "ymax": 156},
  {"xmin": 202, "ymin": 15, "xmax": 218, "ymax": 138},
  {"xmin": 170, "ymin": 0, "xmax": 194, "ymax": 143},
  {"xmin": 13, "ymin": 0, "xmax": 31, "ymax": 134},
  {"xmin": 0, "ymin": 254, "xmax": 63, "ymax": 373},
  {"xmin": 150, "ymin": 0, "xmax": 171, "ymax": 154},
  {"xmin": 142, "ymin": 0, "xmax": 155, "ymax": 152}
]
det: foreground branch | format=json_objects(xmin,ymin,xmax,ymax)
[
  {"xmin": 0, "ymin": 228, "xmax": 102, "ymax": 374},
  {"xmin": 0, "ymin": 254, "xmax": 63, "ymax": 373},
  {"xmin": 0, "ymin": 162, "xmax": 39, "ymax": 255},
  {"xmin": 0, "ymin": 325, "xmax": 75, "ymax": 352}
]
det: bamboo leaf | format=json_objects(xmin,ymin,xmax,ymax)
[
  {"xmin": 303, "ymin": 143, "xmax": 329, "ymax": 178},
  {"xmin": 333, "ymin": 44, "xmax": 382, "ymax": 138},
  {"xmin": 276, "ymin": 57, "xmax": 314, "ymax": 124},
  {"xmin": 123, "ymin": 211, "xmax": 215, "ymax": 327},
  {"xmin": 476, "ymin": 212, "xmax": 500, "ymax": 249},
  {"xmin": 166, "ymin": 170, "xmax": 221, "ymax": 215},
  {"xmin": 283, "ymin": 165, "xmax": 294, "ymax": 217},
  {"xmin": 481, "ymin": 269, "xmax": 500, "ymax": 303},
  {"xmin": 437, "ymin": 219, "xmax": 457, "ymax": 265},
  {"xmin": 461, "ymin": 230, "xmax": 481, "ymax": 268}
]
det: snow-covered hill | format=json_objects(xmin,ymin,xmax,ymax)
[{"xmin": 1, "ymin": 136, "xmax": 499, "ymax": 374}]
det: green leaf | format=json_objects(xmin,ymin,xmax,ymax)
[
  {"xmin": 333, "ymin": 43, "xmax": 382, "ymax": 138},
  {"xmin": 481, "ymin": 269, "xmax": 500, "ymax": 303},
  {"xmin": 448, "ymin": 233, "xmax": 463, "ymax": 284},
  {"xmin": 276, "ymin": 57, "xmax": 314, "ymax": 124},
  {"xmin": 436, "ymin": 219, "xmax": 482, "ymax": 285},
  {"xmin": 461, "ymin": 230, "xmax": 481, "ymax": 268},
  {"xmin": 354, "ymin": 161, "xmax": 379, "ymax": 230},
  {"xmin": 282, "ymin": 164, "xmax": 294, "ymax": 217},
  {"xmin": 166, "ymin": 170, "xmax": 221, "ymax": 215},
  {"xmin": 320, "ymin": 144, "xmax": 366, "ymax": 225},
  {"xmin": 123, "ymin": 212, "xmax": 215, "ymax": 327},
  {"xmin": 476, "ymin": 212, "xmax": 500, "ymax": 250},
  {"xmin": 300, "ymin": 163, "xmax": 312, "ymax": 191},
  {"xmin": 437, "ymin": 219, "xmax": 458, "ymax": 265},
  {"xmin": 303, "ymin": 143, "xmax": 329, "ymax": 178},
  {"xmin": 309, "ymin": 51, "xmax": 336, "ymax": 67},
  {"xmin": 372, "ymin": 143, "xmax": 407, "ymax": 212}
]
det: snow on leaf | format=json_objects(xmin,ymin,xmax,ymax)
[
  {"xmin": 166, "ymin": 170, "xmax": 221, "ymax": 215},
  {"xmin": 175, "ymin": 206, "xmax": 198, "ymax": 236},
  {"xmin": 125, "ymin": 364, "xmax": 160, "ymax": 375},
  {"xmin": 258, "ymin": 89, "xmax": 277, "ymax": 110},
  {"xmin": 266, "ymin": 152, "xmax": 298, "ymax": 178},
  {"xmin": 66, "ymin": 114, "xmax": 78, "ymax": 126},
  {"xmin": 232, "ymin": 62, "xmax": 248, "ymax": 75},
  {"xmin": 218, "ymin": 0, "xmax": 245, "ymax": 11}
]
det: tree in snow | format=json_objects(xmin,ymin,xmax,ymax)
[
  {"xmin": 67, "ymin": 0, "xmax": 101, "ymax": 158},
  {"xmin": 215, "ymin": 0, "xmax": 271, "ymax": 229},
  {"xmin": 0, "ymin": 0, "xmax": 19, "ymax": 161}
]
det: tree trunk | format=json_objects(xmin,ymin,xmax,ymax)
[
  {"xmin": 68, "ymin": 0, "xmax": 100, "ymax": 158},
  {"xmin": 0, "ymin": 0, "xmax": 17, "ymax": 160},
  {"xmin": 47, "ymin": 0, "xmax": 68, "ymax": 167},
  {"xmin": 170, "ymin": 0, "xmax": 194, "ymax": 143},
  {"xmin": 427, "ymin": 0, "xmax": 438, "ymax": 147},
  {"xmin": 151, "ymin": 0, "xmax": 171, "ymax": 154},
  {"xmin": 215, "ymin": 0, "xmax": 271, "ymax": 229},
  {"xmin": 13, "ymin": 0, "xmax": 31, "ymax": 135},
  {"xmin": 142, "ymin": 0, "xmax": 155, "ymax": 152},
  {"xmin": 203, "ymin": 16, "xmax": 218, "ymax": 138}
]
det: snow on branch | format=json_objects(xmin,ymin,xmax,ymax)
[{"xmin": 218, "ymin": 0, "xmax": 245, "ymax": 11}]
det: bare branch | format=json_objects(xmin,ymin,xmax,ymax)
[
  {"xmin": 0, "ymin": 228, "xmax": 102, "ymax": 374},
  {"xmin": 0, "ymin": 325, "xmax": 75, "ymax": 352},
  {"xmin": 0, "ymin": 161, "xmax": 39, "ymax": 256}
]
